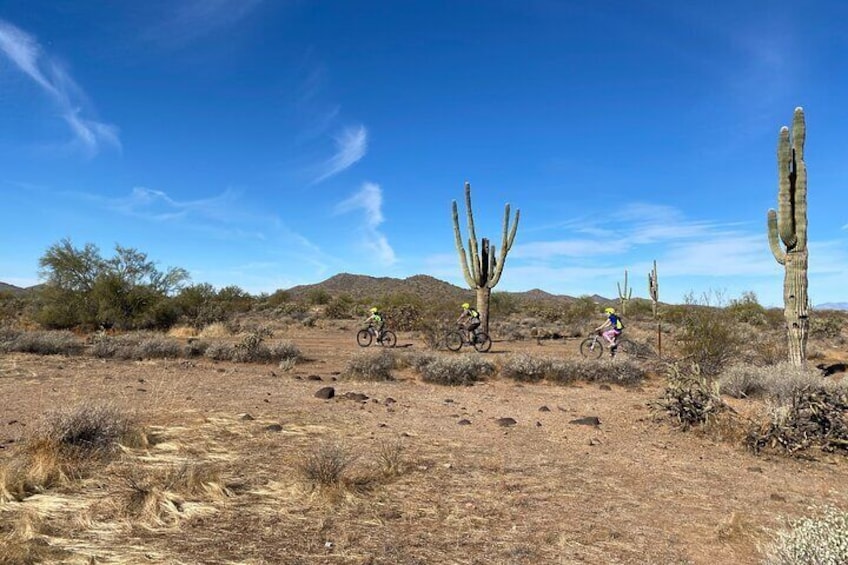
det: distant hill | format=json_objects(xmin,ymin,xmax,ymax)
[
  {"xmin": 284, "ymin": 273, "xmax": 613, "ymax": 307},
  {"xmin": 816, "ymin": 303, "xmax": 848, "ymax": 311},
  {"xmin": 0, "ymin": 282, "xmax": 27, "ymax": 295}
]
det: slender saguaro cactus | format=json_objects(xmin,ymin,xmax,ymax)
[
  {"xmin": 767, "ymin": 107, "xmax": 809, "ymax": 366},
  {"xmin": 451, "ymin": 181, "xmax": 520, "ymax": 334},
  {"xmin": 648, "ymin": 260, "xmax": 659, "ymax": 320},
  {"xmin": 648, "ymin": 260, "xmax": 661, "ymax": 357},
  {"xmin": 616, "ymin": 270, "xmax": 632, "ymax": 315}
]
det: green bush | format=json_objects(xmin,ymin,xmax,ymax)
[
  {"xmin": 675, "ymin": 300, "xmax": 743, "ymax": 377},
  {"xmin": 717, "ymin": 362, "xmax": 822, "ymax": 400},
  {"xmin": 764, "ymin": 507, "xmax": 848, "ymax": 565}
]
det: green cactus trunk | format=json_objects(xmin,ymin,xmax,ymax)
[{"xmin": 767, "ymin": 108, "xmax": 809, "ymax": 367}]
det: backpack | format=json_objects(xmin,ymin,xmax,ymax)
[
  {"xmin": 614, "ymin": 316, "xmax": 624, "ymax": 330},
  {"xmin": 468, "ymin": 308, "xmax": 480, "ymax": 319}
]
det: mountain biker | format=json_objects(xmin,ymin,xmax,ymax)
[
  {"xmin": 457, "ymin": 302, "xmax": 481, "ymax": 342},
  {"xmin": 364, "ymin": 307, "xmax": 385, "ymax": 341},
  {"xmin": 595, "ymin": 307, "xmax": 623, "ymax": 356}
]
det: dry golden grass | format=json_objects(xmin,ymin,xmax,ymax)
[
  {"xmin": 166, "ymin": 325, "xmax": 198, "ymax": 339},
  {"xmin": 198, "ymin": 322, "xmax": 231, "ymax": 338}
]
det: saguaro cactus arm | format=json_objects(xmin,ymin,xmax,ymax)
[
  {"xmin": 768, "ymin": 107, "xmax": 808, "ymax": 257},
  {"xmin": 488, "ymin": 204, "xmax": 520, "ymax": 288},
  {"xmin": 452, "ymin": 200, "xmax": 478, "ymax": 288}
]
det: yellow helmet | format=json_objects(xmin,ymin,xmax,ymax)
[
  {"xmin": 604, "ymin": 307, "xmax": 616, "ymax": 314},
  {"xmin": 370, "ymin": 307, "xmax": 378, "ymax": 313},
  {"xmin": 461, "ymin": 303, "xmax": 470, "ymax": 309}
]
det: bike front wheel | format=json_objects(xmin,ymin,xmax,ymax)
[
  {"xmin": 379, "ymin": 331, "xmax": 397, "ymax": 348},
  {"xmin": 472, "ymin": 332, "xmax": 492, "ymax": 353},
  {"xmin": 356, "ymin": 329, "xmax": 373, "ymax": 347},
  {"xmin": 579, "ymin": 336, "xmax": 603, "ymax": 359},
  {"xmin": 445, "ymin": 331, "xmax": 464, "ymax": 352}
]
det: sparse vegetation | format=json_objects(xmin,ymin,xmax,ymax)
[
  {"xmin": 417, "ymin": 354, "xmax": 495, "ymax": 386},
  {"xmin": 342, "ymin": 350, "xmax": 396, "ymax": 381},
  {"xmin": 653, "ymin": 364, "xmax": 730, "ymax": 430},
  {"xmin": 763, "ymin": 506, "xmax": 848, "ymax": 565},
  {"xmin": 299, "ymin": 441, "xmax": 358, "ymax": 488}
]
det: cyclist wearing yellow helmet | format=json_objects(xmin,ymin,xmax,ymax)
[
  {"xmin": 364, "ymin": 306, "xmax": 385, "ymax": 340},
  {"xmin": 595, "ymin": 307, "xmax": 624, "ymax": 355},
  {"xmin": 457, "ymin": 302, "xmax": 481, "ymax": 339}
]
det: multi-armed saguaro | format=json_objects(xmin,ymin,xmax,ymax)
[
  {"xmin": 617, "ymin": 270, "xmax": 632, "ymax": 315},
  {"xmin": 767, "ymin": 107, "xmax": 809, "ymax": 366},
  {"xmin": 452, "ymin": 181, "xmax": 520, "ymax": 334}
]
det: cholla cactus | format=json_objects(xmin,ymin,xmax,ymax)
[
  {"xmin": 451, "ymin": 182, "xmax": 520, "ymax": 334},
  {"xmin": 616, "ymin": 270, "xmax": 632, "ymax": 315},
  {"xmin": 767, "ymin": 107, "xmax": 809, "ymax": 366}
]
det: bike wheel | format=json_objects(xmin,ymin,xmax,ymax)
[
  {"xmin": 380, "ymin": 331, "xmax": 397, "ymax": 348},
  {"xmin": 472, "ymin": 332, "xmax": 492, "ymax": 353},
  {"xmin": 445, "ymin": 331, "xmax": 464, "ymax": 352},
  {"xmin": 356, "ymin": 329, "xmax": 373, "ymax": 347},
  {"xmin": 580, "ymin": 336, "xmax": 603, "ymax": 359}
]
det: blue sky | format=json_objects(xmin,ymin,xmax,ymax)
[{"xmin": 1, "ymin": 1, "xmax": 847, "ymax": 307}]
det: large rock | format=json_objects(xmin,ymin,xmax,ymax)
[{"xmin": 314, "ymin": 387, "xmax": 335, "ymax": 400}]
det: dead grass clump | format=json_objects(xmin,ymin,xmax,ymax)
[
  {"xmin": 652, "ymin": 364, "xmax": 730, "ymax": 431},
  {"xmin": 299, "ymin": 441, "xmax": 358, "ymax": 488},
  {"xmin": 375, "ymin": 437, "xmax": 405, "ymax": 478},
  {"xmin": 198, "ymin": 322, "xmax": 231, "ymax": 338},
  {"xmin": 0, "ymin": 510, "xmax": 73, "ymax": 564},
  {"xmin": 1, "ymin": 438, "xmax": 68, "ymax": 501},
  {"xmin": 418, "ymin": 354, "xmax": 495, "ymax": 386},
  {"xmin": 342, "ymin": 350, "xmax": 395, "ymax": 381},
  {"xmin": 6, "ymin": 330, "xmax": 83, "ymax": 356},
  {"xmin": 116, "ymin": 461, "xmax": 230, "ymax": 528},
  {"xmin": 42, "ymin": 402, "xmax": 146, "ymax": 454}
]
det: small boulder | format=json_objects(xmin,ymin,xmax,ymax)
[
  {"xmin": 238, "ymin": 413, "xmax": 255, "ymax": 421},
  {"xmin": 343, "ymin": 392, "xmax": 369, "ymax": 402},
  {"xmin": 314, "ymin": 386, "xmax": 335, "ymax": 400},
  {"xmin": 264, "ymin": 424, "xmax": 283, "ymax": 432},
  {"xmin": 307, "ymin": 375, "xmax": 323, "ymax": 381},
  {"xmin": 458, "ymin": 419, "xmax": 472, "ymax": 426},
  {"xmin": 538, "ymin": 406, "xmax": 551, "ymax": 412},
  {"xmin": 495, "ymin": 417, "xmax": 518, "ymax": 427},
  {"xmin": 570, "ymin": 416, "xmax": 601, "ymax": 426}
]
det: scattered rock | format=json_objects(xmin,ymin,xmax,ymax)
[
  {"xmin": 599, "ymin": 384, "xmax": 612, "ymax": 391},
  {"xmin": 136, "ymin": 388, "xmax": 147, "ymax": 392},
  {"xmin": 588, "ymin": 438, "xmax": 602, "ymax": 446},
  {"xmin": 264, "ymin": 424, "xmax": 283, "ymax": 432},
  {"xmin": 747, "ymin": 466, "xmax": 763, "ymax": 474},
  {"xmin": 457, "ymin": 419, "xmax": 472, "ymax": 426},
  {"xmin": 495, "ymin": 417, "xmax": 518, "ymax": 427},
  {"xmin": 538, "ymin": 406, "xmax": 551, "ymax": 412},
  {"xmin": 238, "ymin": 413, "xmax": 255, "ymax": 421},
  {"xmin": 384, "ymin": 397, "xmax": 396, "ymax": 405},
  {"xmin": 378, "ymin": 423, "xmax": 388, "ymax": 428},
  {"xmin": 138, "ymin": 378, "xmax": 145, "ymax": 383},
  {"xmin": 307, "ymin": 375, "xmax": 323, "ymax": 381},
  {"xmin": 570, "ymin": 416, "xmax": 601, "ymax": 426},
  {"xmin": 314, "ymin": 387, "xmax": 335, "ymax": 400},
  {"xmin": 7, "ymin": 420, "xmax": 18, "ymax": 425},
  {"xmin": 536, "ymin": 421, "xmax": 542, "ymax": 427},
  {"xmin": 770, "ymin": 493, "xmax": 787, "ymax": 502},
  {"xmin": 343, "ymin": 392, "xmax": 369, "ymax": 402},
  {"xmin": 444, "ymin": 399, "xmax": 455, "ymax": 404}
]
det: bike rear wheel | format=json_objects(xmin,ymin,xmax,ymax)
[
  {"xmin": 445, "ymin": 331, "xmax": 464, "ymax": 352},
  {"xmin": 472, "ymin": 332, "xmax": 492, "ymax": 353},
  {"xmin": 379, "ymin": 331, "xmax": 397, "ymax": 348},
  {"xmin": 356, "ymin": 329, "xmax": 373, "ymax": 347},
  {"xmin": 579, "ymin": 336, "xmax": 604, "ymax": 359}
]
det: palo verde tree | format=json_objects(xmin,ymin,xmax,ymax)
[
  {"xmin": 451, "ymin": 181, "xmax": 520, "ymax": 334},
  {"xmin": 767, "ymin": 107, "xmax": 809, "ymax": 366},
  {"xmin": 37, "ymin": 239, "xmax": 189, "ymax": 330},
  {"xmin": 616, "ymin": 269, "xmax": 632, "ymax": 315}
]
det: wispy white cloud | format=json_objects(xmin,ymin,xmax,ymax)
[
  {"xmin": 147, "ymin": 0, "xmax": 264, "ymax": 46},
  {"xmin": 0, "ymin": 19, "xmax": 120, "ymax": 156},
  {"xmin": 313, "ymin": 125, "xmax": 368, "ymax": 183},
  {"xmin": 335, "ymin": 182, "xmax": 396, "ymax": 265}
]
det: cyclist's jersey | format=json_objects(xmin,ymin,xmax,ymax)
[
  {"xmin": 609, "ymin": 314, "xmax": 623, "ymax": 331},
  {"xmin": 368, "ymin": 313, "xmax": 383, "ymax": 324},
  {"xmin": 466, "ymin": 308, "xmax": 480, "ymax": 319}
]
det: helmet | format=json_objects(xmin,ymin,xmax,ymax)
[
  {"xmin": 461, "ymin": 303, "xmax": 470, "ymax": 309},
  {"xmin": 604, "ymin": 307, "xmax": 616, "ymax": 314},
  {"xmin": 370, "ymin": 307, "xmax": 378, "ymax": 313}
]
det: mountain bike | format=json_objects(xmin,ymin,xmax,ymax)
[
  {"xmin": 357, "ymin": 326, "xmax": 397, "ymax": 348},
  {"xmin": 579, "ymin": 331, "xmax": 644, "ymax": 359},
  {"xmin": 444, "ymin": 327, "xmax": 492, "ymax": 353}
]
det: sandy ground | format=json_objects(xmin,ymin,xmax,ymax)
[{"xmin": 1, "ymin": 326, "xmax": 847, "ymax": 564}]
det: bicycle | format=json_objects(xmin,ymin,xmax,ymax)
[
  {"xmin": 356, "ymin": 326, "xmax": 397, "ymax": 348},
  {"xmin": 444, "ymin": 326, "xmax": 492, "ymax": 353},
  {"xmin": 579, "ymin": 331, "xmax": 643, "ymax": 359}
]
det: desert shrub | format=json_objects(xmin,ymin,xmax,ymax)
[
  {"xmin": 198, "ymin": 322, "xmax": 231, "ymax": 339},
  {"xmin": 675, "ymin": 296, "xmax": 743, "ymax": 376},
  {"xmin": 342, "ymin": 350, "xmax": 395, "ymax": 381},
  {"xmin": 135, "ymin": 336, "xmax": 182, "ymax": 359},
  {"xmin": 569, "ymin": 358, "xmax": 646, "ymax": 386},
  {"xmin": 6, "ymin": 330, "xmax": 84, "ymax": 356},
  {"xmin": 264, "ymin": 289, "xmax": 291, "ymax": 308},
  {"xmin": 184, "ymin": 339, "xmax": 210, "ymax": 358},
  {"xmin": 810, "ymin": 312, "xmax": 844, "ymax": 340},
  {"xmin": 727, "ymin": 291, "xmax": 768, "ymax": 326},
  {"xmin": 560, "ymin": 296, "xmax": 600, "ymax": 326},
  {"xmin": 299, "ymin": 441, "xmax": 357, "ymax": 487},
  {"xmin": 718, "ymin": 362, "xmax": 823, "ymax": 400},
  {"xmin": 307, "ymin": 288, "xmax": 331, "ymax": 306},
  {"xmin": 419, "ymin": 317, "xmax": 453, "ymax": 350},
  {"xmin": 269, "ymin": 340, "xmax": 301, "ymax": 362},
  {"xmin": 763, "ymin": 506, "xmax": 848, "ymax": 565},
  {"xmin": 749, "ymin": 332, "xmax": 789, "ymax": 366},
  {"xmin": 90, "ymin": 332, "xmax": 181, "ymax": 360},
  {"xmin": 41, "ymin": 402, "xmax": 146, "ymax": 454},
  {"xmin": 203, "ymin": 342, "xmax": 236, "ymax": 361},
  {"xmin": 418, "ymin": 354, "xmax": 495, "ymax": 386},
  {"xmin": 500, "ymin": 353, "xmax": 551, "ymax": 383},
  {"xmin": 396, "ymin": 351, "xmax": 438, "ymax": 372},
  {"xmin": 747, "ymin": 384, "xmax": 848, "ymax": 455},
  {"xmin": 324, "ymin": 295, "xmax": 355, "ymax": 319},
  {"xmin": 375, "ymin": 437, "xmax": 405, "ymax": 478},
  {"xmin": 653, "ymin": 363, "xmax": 729, "ymax": 431},
  {"xmin": 624, "ymin": 298, "xmax": 655, "ymax": 320}
]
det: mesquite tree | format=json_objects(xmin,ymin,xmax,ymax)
[
  {"xmin": 451, "ymin": 182, "xmax": 520, "ymax": 334},
  {"xmin": 617, "ymin": 269, "xmax": 632, "ymax": 315},
  {"xmin": 767, "ymin": 107, "xmax": 809, "ymax": 366}
]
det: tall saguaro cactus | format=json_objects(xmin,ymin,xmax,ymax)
[
  {"xmin": 617, "ymin": 269, "xmax": 632, "ymax": 315},
  {"xmin": 648, "ymin": 260, "xmax": 659, "ymax": 320},
  {"xmin": 767, "ymin": 107, "xmax": 809, "ymax": 366},
  {"xmin": 452, "ymin": 182, "xmax": 520, "ymax": 334}
]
